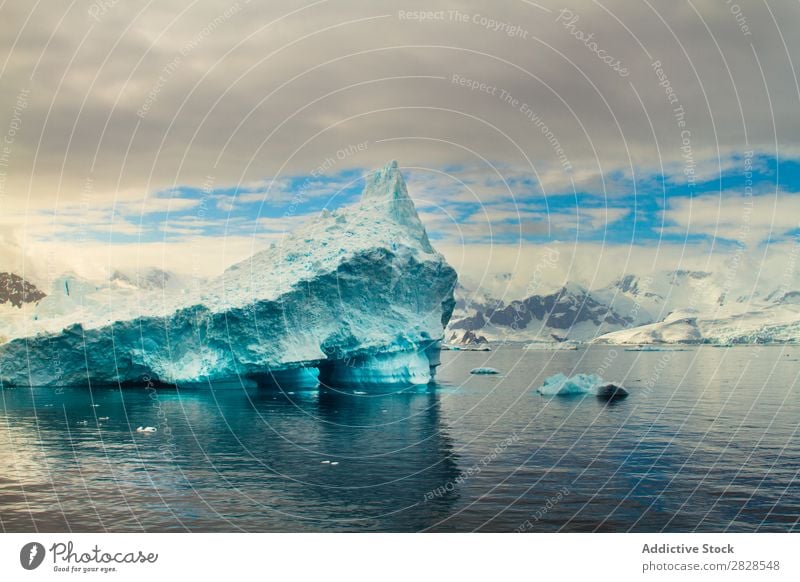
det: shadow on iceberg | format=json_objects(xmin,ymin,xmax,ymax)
[{"xmin": 245, "ymin": 341, "xmax": 444, "ymax": 393}]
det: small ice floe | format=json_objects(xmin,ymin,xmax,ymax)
[
  {"xmin": 353, "ymin": 391, "xmax": 367, "ymax": 395},
  {"xmin": 136, "ymin": 426, "xmax": 157, "ymax": 433},
  {"xmin": 76, "ymin": 420, "xmax": 89, "ymax": 426},
  {"xmin": 470, "ymin": 367, "xmax": 500, "ymax": 375},
  {"xmin": 536, "ymin": 373, "xmax": 628, "ymax": 400},
  {"xmin": 98, "ymin": 416, "xmax": 110, "ymax": 421},
  {"xmin": 330, "ymin": 462, "xmax": 339, "ymax": 466},
  {"xmin": 91, "ymin": 404, "xmax": 100, "ymax": 407},
  {"xmin": 624, "ymin": 345, "xmax": 689, "ymax": 352},
  {"xmin": 524, "ymin": 342, "xmax": 578, "ymax": 351},
  {"xmin": 321, "ymin": 460, "xmax": 331, "ymax": 464}
]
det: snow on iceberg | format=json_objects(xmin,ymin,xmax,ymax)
[
  {"xmin": 536, "ymin": 373, "xmax": 628, "ymax": 399},
  {"xmin": 0, "ymin": 161, "xmax": 458, "ymax": 388}
]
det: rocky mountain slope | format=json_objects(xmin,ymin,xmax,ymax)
[{"xmin": 0, "ymin": 272, "xmax": 46, "ymax": 308}]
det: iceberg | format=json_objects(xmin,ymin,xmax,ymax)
[
  {"xmin": 536, "ymin": 373, "xmax": 628, "ymax": 399},
  {"xmin": 0, "ymin": 161, "xmax": 458, "ymax": 388},
  {"xmin": 469, "ymin": 367, "xmax": 500, "ymax": 375}
]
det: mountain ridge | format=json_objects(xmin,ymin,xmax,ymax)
[{"xmin": 450, "ymin": 269, "xmax": 800, "ymax": 344}]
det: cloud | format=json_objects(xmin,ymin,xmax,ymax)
[
  {"xmin": 2, "ymin": 0, "xmax": 800, "ymax": 289},
  {"xmin": 256, "ymin": 213, "xmax": 315, "ymax": 233},
  {"xmin": 662, "ymin": 190, "xmax": 800, "ymax": 244},
  {"xmin": 420, "ymin": 197, "xmax": 630, "ymax": 243},
  {"xmin": 436, "ymin": 240, "xmax": 721, "ymax": 298},
  {"xmin": 118, "ymin": 195, "xmax": 201, "ymax": 216},
  {"xmin": 18, "ymin": 235, "xmax": 274, "ymax": 283},
  {"xmin": 0, "ymin": 225, "xmax": 41, "ymax": 280},
  {"xmin": 2, "ymin": 0, "xmax": 798, "ymax": 207}
]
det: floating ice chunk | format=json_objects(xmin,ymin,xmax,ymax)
[
  {"xmin": 624, "ymin": 346, "xmax": 689, "ymax": 352},
  {"xmin": 524, "ymin": 343, "xmax": 578, "ymax": 351},
  {"xmin": 537, "ymin": 373, "xmax": 596, "ymax": 395},
  {"xmin": 136, "ymin": 426, "xmax": 157, "ymax": 433},
  {"xmin": 536, "ymin": 373, "xmax": 628, "ymax": 400},
  {"xmin": 470, "ymin": 367, "xmax": 500, "ymax": 375}
]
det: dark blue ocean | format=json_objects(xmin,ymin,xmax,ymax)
[{"xmin": 1, "ymin": 345, "xmax": 798, "ymax": 532}]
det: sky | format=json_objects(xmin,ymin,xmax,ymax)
[{"xmin": 1, "ymin": 0, "xmax": 799, "ymax": 296}]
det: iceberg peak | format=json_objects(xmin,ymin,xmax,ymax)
[
  {"xmin": 362, "ymin": 160, "xmax": 402, "ymax": 201},
  {"xmin": 360, "ymin": 161, "xmax": 432, "ymax": 252}
]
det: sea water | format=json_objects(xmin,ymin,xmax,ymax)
[{"xmin": 1, "ymin": 345, "xmax": 798, "ymax": 532}]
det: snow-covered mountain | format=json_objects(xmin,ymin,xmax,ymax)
[
  {"xmin": 595, "ymin": 309, "xmax": 704, "ymax": 344},
  {"xmin": 600, "ymin": 270, "xmax": 726, "ymax": 320},
  {"xmin": 449, "ymin": 281, "xmax": 648, "ymax": 342},
  {"xmin": 595, "ymin": 269, "xmax": 800, "ymax": 344},
  {"xmin": 451, "ymin": 269, "xmax": 800, "ymax": 344},
  {"xmin": 597, "ymin": 301, "xmax": 800, "ymax": 345},
  {"xmin": 446, "ymin": 329, "xmax": 489, "ymax": 345},
  {"xmin": 0, "ymin": 272, "xmax": 47, "ymax": 344},
  {"xmin": 0, "ymin": 272, "xmax": 46, "ymax": 308},
  {"xmin": 0, "ymin": 265, "xmax": 205, "ymax": 341}
]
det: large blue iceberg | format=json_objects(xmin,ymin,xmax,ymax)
[{"xmin": 0, "ymin": 161, "xmax": 457, "ymax": 388}]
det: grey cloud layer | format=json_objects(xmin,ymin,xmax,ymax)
[{"xmin": 0, "ymin": 0, "xmax": 798, "ymax": 208}]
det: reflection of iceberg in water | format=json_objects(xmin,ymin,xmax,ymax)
[
  {"xmin": 0, "ymin": 383, "xmax": 460, "ymax": 532},
  {"xmin": 306, "ymin": 387, "xmax": 461, "ymax": 530}
]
